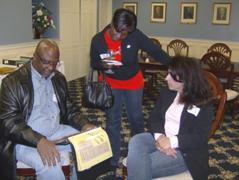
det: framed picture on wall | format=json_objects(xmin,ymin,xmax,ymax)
[
  {"xmin": 123, "ymin": 2, "xmax": 137, "ymax": 15},
  {"xmin": 180, "ymin": 2, "xmax": 197, "ymax": 24},
  {"xmin": 150, "ymin": 3, "xmax": 167, "ymax": 23},
  {"xmin": 212, "ymin": 3, "xmax": 231, "ymax": 25}
]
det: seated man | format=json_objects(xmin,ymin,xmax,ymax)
[{"xmin": 0, "ymin": 39, "xmax": 95, "ymax": 180}]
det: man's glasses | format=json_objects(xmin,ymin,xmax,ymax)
[{"xmin": 36, "ymin": 52, "xmax": 60, "ymax": 68}]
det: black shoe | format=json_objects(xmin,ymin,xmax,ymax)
[
  {"xmin": 97, "ymin": 171, "xmax": 115, "ymax": 180},
  {"xmin": 97, "ymin": 171, "xmax": 123, "ymax": 180},
  {"xmin": 109, "ymin": 165, "xmax": 118, "ymax": 172}
]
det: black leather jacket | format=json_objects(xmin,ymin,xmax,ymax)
[{"xmin": 0, "ymin": 62, "xmax": 87, "ymax": 180}]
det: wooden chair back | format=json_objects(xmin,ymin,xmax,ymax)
[
  {"xmin": 140, "ymin": 38, "xmax": 162, "ymax": 61},
  {"xmin": 167, "ymin": 39, "xmax": 189, "ymax": 57},
  {"xmin": 207, "ymin": 43, "xmax": 232, "ymax": 60},
  {"xmin": 200, "ymin": 51, "xmax": 234, "ymax": 89},
  {"xmin": 203, "ymin": 71, "xmax": 227, "ymax": 138}
]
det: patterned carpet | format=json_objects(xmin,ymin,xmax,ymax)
[{"xmin": 67, "ymin": 73, "xmax": 239, "ymax": 180}]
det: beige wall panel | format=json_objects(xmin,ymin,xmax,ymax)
[
  {"xmin": 60, "ymin": 13, "xmax": 75, "ymax": 43},
  {"xmin": 73, "ymin": 0, "xmax": 80, "ymax": 13},
  {"xmin": 98, "ymin": 0, "xmax": 112, "ymax": 31},
  {"xmin": 59, "ymin": 47, "xmax": 75, "ymax": 79},
  {"xmin": 59, "ymin": 0, "xmax": 97, "ymax": 80},
  {"xmin": 60, "ymin": 0, "xmax": 74, "ymax": 13}
]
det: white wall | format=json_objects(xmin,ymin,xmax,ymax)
[
  {"xmin": 0, "ymin": 42, "xmax": 36, "ymax": 60},
  {"xmin": 1, "ymin": 37, "xmax": 238, "ymax": 66}
]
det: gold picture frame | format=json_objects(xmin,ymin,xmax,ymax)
[
  {"xmin": 212, "ymin": 3, "xmax": 231, "ymax": 25},
  {"xmin": 151, "ymin": 3, "xmax": 167, "ymax": 23},
  {"xmin": 123, "ymin": 2, "xmax": 137, "ymax": 15},
  {"xmin": 180, "ymin": 2, "xmax": 197, "ymax": 24}
]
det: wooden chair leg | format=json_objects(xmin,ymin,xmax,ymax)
[
  {"xmin": 122, "ymin": 165, "xmax": 127, "ymax": 180},
  {"xmin": 144, "ymin": 74, "xmax": 153, "ymax": 94},
  {"xmin": 231, "ymin": 100, "xmax": 238, "ymax": 119},
  {"xmin": 122, "ymin": 158, "xmax": 127, "ymax": 180}
]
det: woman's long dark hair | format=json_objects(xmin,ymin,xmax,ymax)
[{"xmin": 169, "ymin": 56, "xmax": 212, "ymax": 107}]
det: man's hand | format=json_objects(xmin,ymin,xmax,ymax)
[
  {"xmin": 37, "ymin": 138, "xmax": 60, "ymax": 166},
  {"xmin": 81, "ymin": 123, "xmax": 97, "ymax": 132}
]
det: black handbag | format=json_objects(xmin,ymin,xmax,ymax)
[{"xmin": 83, "ymin": 69, "xmax": 114, "ymax": 110}]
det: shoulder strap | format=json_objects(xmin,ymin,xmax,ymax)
[{"xmin": 88, "ymin": 69, "xmax": 106, "ymax": 82}]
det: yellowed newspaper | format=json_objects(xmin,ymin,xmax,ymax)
[
  {"xmin": 68, "ymin": 127, "xmax": 112, "ymax": 171},
  {"xmin": 0, "ymin": 67, "xmax": 16, "ymax": 74}
]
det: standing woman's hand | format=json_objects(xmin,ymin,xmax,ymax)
[{"xmin": 102, "ymin": 61, "xmax": 113, "ymax": 69}]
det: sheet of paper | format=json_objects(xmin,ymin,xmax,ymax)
[
  {"xmin": 68, "ymin": 127, "xmax": 112, "ymax": 171},
  {"xmin": 0, "ymin": 67, "xmax": 16, "ymax": 74},
  {"xmin": 103, "ymin": 60, "xmax": 122, "ymax": 66}
]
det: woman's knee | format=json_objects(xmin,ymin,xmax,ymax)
[{"xmin": 129, "ymin": 132, "xmax": 152, "ymax": 149}]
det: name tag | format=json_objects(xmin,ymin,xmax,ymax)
[
  {"xmin": 52, "ymin": 94, "xmax": 58, "ymax": 102},
  {"xmin": 187, "ymin": 105, "xmax": 200, "ymax": 117},
  {"xmin": 100, "ymin": 53, "xmax": 110, "ymax": 59},
  {"xmin": 127, "ymin": 44, "xmax": 131, "ymax": 48}
]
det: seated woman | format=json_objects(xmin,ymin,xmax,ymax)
[{"xmin": 127, "ymin": 56, "xmax": 213, "ymax": 180}]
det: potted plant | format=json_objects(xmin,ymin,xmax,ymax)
[{"xmin": 32, "ymin": 2, "xmax": 56, "ymax": 39}]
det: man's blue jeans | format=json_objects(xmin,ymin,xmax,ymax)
[
  {"xmin": 105, "ymin": 88, "xmax": 144, "ymax": 166},
  {"xmin": 16, "ymin": 125, "xmax": 79, "ymax": 180},
  {"xmin": 127, "ymin": 133, "xmax": 188, "ymax": 180}
]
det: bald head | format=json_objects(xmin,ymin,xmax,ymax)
[
  {"xmin": 32, "ymin": 39, "xmax": 60, "ymax": 78},
  {"xmin": 35, "ymin": 39, "xmax": 60, "ymax": 58}
]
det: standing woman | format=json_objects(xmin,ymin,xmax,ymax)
[
  {"xmin": 127, "ymin": 56, "xmax": 213, "ymax": 180},
  {"xmin": 90, "ymin": 8, "xmax": 170, "ymax": 169}
]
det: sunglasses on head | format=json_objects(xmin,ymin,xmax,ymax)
[{"xmin": 168, "ymin": 70, "xmax": 183, "ymax": 83}]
